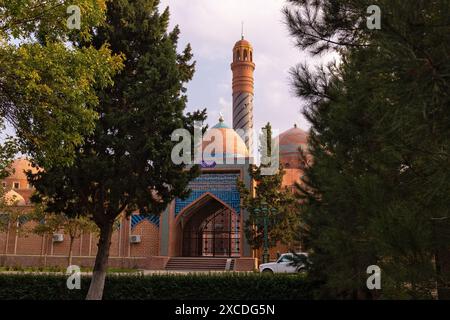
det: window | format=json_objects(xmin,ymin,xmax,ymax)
[
  {"xmin": 13, "ymin": 182, "xmax": 20, "ymax": 189},
  {"xmin": 243, "ymin": 49, "xmax": 248, "ymax": 61},
  {"xmin": 278, "ymin": 255, "xmax": 292, "ymax": 263},
  {"xmin": 250, "ymin": 51, "xmax": 253, "ymax": 61}
]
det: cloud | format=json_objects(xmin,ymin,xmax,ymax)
[{"xmin": 159, "ymin": 0, "xmax": 333, "ymax": 134}]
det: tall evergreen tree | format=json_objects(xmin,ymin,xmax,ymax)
[
  {"xmin": 285, "ymin": 0, "xmax": 450, "ymax": 298},
  {"xmin": 29, "ymin": 0, "xmax": 206, "ymax": 300}
]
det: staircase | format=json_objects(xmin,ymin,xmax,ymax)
[{"xmin": 165, "ymin": 257, "xmax": 235, "ymax": 271}]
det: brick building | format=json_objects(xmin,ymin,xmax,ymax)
[{"xmin": 0, "ymin": 37, "xmax": 308, "ymax": 271}]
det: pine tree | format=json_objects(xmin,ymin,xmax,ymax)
[
  {"xmin": 285, "ymin": 0, "xmax": 450, "ymax": 298},
  {"xmin": 29, "ymin": 0, "xmax": 206, "ymax": 300}
]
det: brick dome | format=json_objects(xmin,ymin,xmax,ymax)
[
  {"xmin": 234, "ymin": 39, "xmax": 252, "ymax": 48},
  {"xmin": 2, "ymin": 158, "xmax": 39, "ymax": 204},
  {"xmin": 276, "ymin": 124, "xmax": 309, "ymax": 169}
]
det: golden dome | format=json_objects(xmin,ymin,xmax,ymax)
[{"xmin": 201, "ymin": 117, "xmax": 249, "ymax": 162}]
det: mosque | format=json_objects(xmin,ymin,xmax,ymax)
[{"xmin": 0, "ymin": 37, "xmax": 308, "ymax": 271}]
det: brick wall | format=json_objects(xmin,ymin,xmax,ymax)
[
  {"xmin": 129, "ymin": 220, "xmax": 159, "ymax": 257},
  {"xmin": 0, "ymin": 214, "xmax": 161, "ymax": 268}
]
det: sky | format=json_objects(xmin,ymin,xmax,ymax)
[
  {"xmin": 2, "ymin": 1, "xmax": 336, "ymax": 145},
  {"xmin": 158, "ymin": 0, "xmax": 321, "ymax": 136}
]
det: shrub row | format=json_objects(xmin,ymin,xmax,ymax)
[{"xmin": 0, "ymin": 273, "xmax": 317, "ymax": 300}]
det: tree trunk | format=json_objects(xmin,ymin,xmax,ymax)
[
  {"xmin": 68, "ymin": 235, "xmax": 75, "ymax": 266},
  {"xmin": 86, "ymin": 221, "xmax": 113, "ymax": 300}
]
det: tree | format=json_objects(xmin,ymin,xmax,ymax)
[
  {"xmin": 29, "ymin": 0, "xmax": 207, "ymax": 300},
  {"xmin": 0, "ymin": 0, "xmax": 123, "ymax": 166},
  {"xmin": 0, "ymin": 138, "xmax": 22, "ymax": 237},
  {"xmin": 32, "ymin": 208, "xmax": 98, "ymax": 266},
  {"xmin": 285, "ymin": 0, "xmax": 450, "ymax": 298},
  {"xmin": 238, "ymin": 123, "xmax": 300, "ymax": 254}
]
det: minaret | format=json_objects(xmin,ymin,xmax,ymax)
[{"xmin": 231, "ymin": 33, "xmax": 255, "ymax": 153}]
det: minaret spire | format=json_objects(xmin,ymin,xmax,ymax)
[
  {"xmin": 241, "ymin": 21, "xmax": 244, "ymax": 40},
  {"xmin": 231, "ymin": 34, "xmax": 255, "ymax": 153}
]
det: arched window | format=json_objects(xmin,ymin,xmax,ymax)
[
  {"xmin": 236, "ymin": 49, "xmax": 241, "ymax": 61},
  {"xmin": 250, "ymin": 51, "xmax": 253, "ymax": 62},
  {"xmin": 243, "ymin": 49, "xmax": 248, "ymax": 61}
]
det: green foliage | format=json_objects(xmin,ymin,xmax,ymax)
[
  {"xmin": 285, "ymin": 0, "xmax": 450, "ymax": 299},
  {"xmin": 29, "ymin": 0, "xmax": 206, "ymax": 224},
  {"xmin": 238, "ymin": 123, "xmax": 300, "ymax": 250},
  {"xmin": 0, "ymin": 152, "xmax": 28, "ymax": 234},
  {"xmin": 0, "ymin": 0, "xmax": 123, "ymax": 166},
  {"xmin": 0, "ymin": 136, "xmax": 17, "ymax": 179},
  {"xmin": 0, "ymin": 136, "xmax": 18, "ymax": 228},
  {"xmin": 27, "ymin": 0, "xmax": 207, "ymax": 298},
  {"xmin": 0, "ymin": 273, "xmax": 316, "ymax": 300},
  {"xmin": 31, "ymin": 205, "xmax": 97, "ymax": 237}
]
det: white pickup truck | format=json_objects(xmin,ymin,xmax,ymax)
[{"xmin": 259, "ymin": 252, "xmax": 309, "ymax": 274}]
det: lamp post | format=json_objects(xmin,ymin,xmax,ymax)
[{"xmin": 255, "ymin": 202, "xmax": 276, "ymax": 264}]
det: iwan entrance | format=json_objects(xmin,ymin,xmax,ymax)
[{"xmin": 181, "ymin": 194, "xmax": 240, "ymax": 257}]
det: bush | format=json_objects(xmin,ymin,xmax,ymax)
[{"xmin": 0, "ymin": 273, "xmax": 317, "ymax": 300}]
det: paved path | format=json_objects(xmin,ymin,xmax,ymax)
[
  {"xmin": 141, "ymin": 270, "xmax": 253, "ymax": 275},
  {"xmin": 0, "ymin": 270, "xmax": 254, "ymax": 275}
]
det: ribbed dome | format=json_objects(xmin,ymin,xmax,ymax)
[
  {"xmin": 234, "ymin": 39, "xmax": 252, "ymax": 48},
  {"xmin": 276, "ymin": 124, "xmax": 309, "ymax": 168},
  {"xmin": 201, "ymin": 117, "xmax": 249, "ymax": 161}
]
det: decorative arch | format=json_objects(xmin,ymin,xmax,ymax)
[
  {"xmin": 131, "ymin": 214, "xmax": 160, "ymax": 229},
  {"xmin": 177, "ymin": 192, "xmax": 240, "ymax": 257},
  {"xmin": 174, "ymin": 173, "xmax": 241, "ymax": 217},
  {"xmin": 175, "ymin": 192, "xmax": 235, "ymax": 226}
]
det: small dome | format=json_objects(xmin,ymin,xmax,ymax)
[
  {"xmin": 201, "ymin": 117, "xmax": 249, "ymax": 162},
  {"xmin": 276, "ymin": 124, "xmax": 309, "ymax": 168},
  {"xmin": 234, "ymin": 39, "xmax": 252, "ymax": 48},
  {"xmin": 3, "ymin": 190, "xmax": 26, "ymax": 206}
]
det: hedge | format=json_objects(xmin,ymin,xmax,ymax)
[{"xmin": 0, "ymin": 273, "xmax": 317, "ymax": 300}]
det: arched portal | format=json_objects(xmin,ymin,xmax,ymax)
[{"xmin": 178, "ymin": 194, "xmax": 240, "ymax": 257}]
